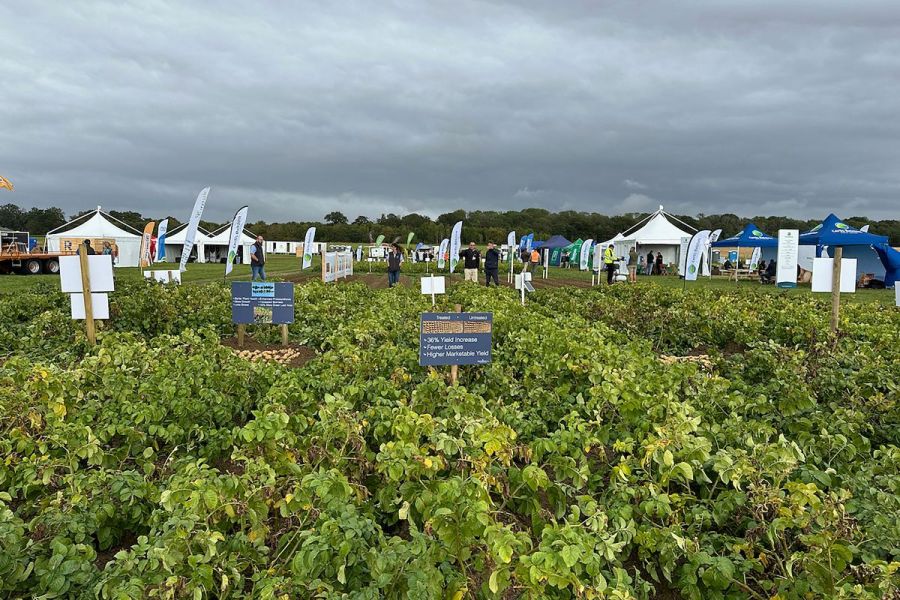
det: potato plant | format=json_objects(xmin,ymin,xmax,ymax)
[{"xmin": 0, "ymin": 280, "xmax": 898, "ymax": 598}]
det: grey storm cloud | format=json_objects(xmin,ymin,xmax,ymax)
[{"xmin": 1, "ymin": 0, "xmax": 899, "ymax": 222}]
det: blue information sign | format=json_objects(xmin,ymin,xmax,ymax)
[
  {"xmin": 231, "ymin": 282, "xmax": 294, "ymax": 324},
  {"xmin": 419, "ymin": 312, "xmax": 492, "ymax": 366}
]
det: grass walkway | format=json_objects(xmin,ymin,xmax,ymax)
[{"xmin": 0, "ymin": 255, "xmax": 895, "ymax": 305}]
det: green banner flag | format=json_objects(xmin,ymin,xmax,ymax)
[
  {"xmin": 406, "ymin": 232, "xmax": 415, "ymax": 246},
  {"xmin": 375, "ymin": 234, "xmax": 385, "ymax": 246}
]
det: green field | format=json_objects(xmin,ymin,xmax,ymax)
[{"xmin": 1, "ymin": 276, "xmax": 899, "ymax": 598}]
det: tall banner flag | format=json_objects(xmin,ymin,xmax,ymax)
[
  {"xmin": 375, "ymin": 234, "xmax": 385, "ymax": 246},
  {"xmin": 155, "ymin": 219, "xmax": 169, "ymax": 262},
  {"xmin": 180, "ymin": 187, "xmax": 210, "ymax": 272},
  {"xmin": 225, "ymin": 206, "xmax": 249, "ymax": 276},
  {"xmin": 406, "ymin": 232, "xmax": 415, "ymax": 246},
  {"xmin": 525, "ymin": 233, "xmax": 534, "ymax": 253},
  {"xmin": 776, "ymin": 229, "xmax": 799, "ymax": 288},
  {"xmin": 678, "ymin": 236, "xmax": 691, "ymax": 276},
  {"xmin": 703, "ymin": 229, "xmax": 722, "ymax": 277},
  {"xmin": 140, "ymin": 221, "xmax": 155, "ymax": 268},
  {"xmin": 356, "ymin": 246, "xmax": 362, "ymax": 261},
  {"xmin": 449, "ymin": 221, "xmax": 462, "ymax": 273},
  {"xmin": 438, "ymin": 238, "xmax": 449, "ymax": 269},
  {"xmin": 685, "ymin": 230, "xmax": 711, "ymax": 281},
  {"xmin": 302, "ymin": 226, "xmax": 316, "ymax": 269},
  {"xmin": 580, "ymin": 239, "xmax": 594, "ymax": 270},
  {"xmin": 507, "ymin": 231, "xmax": 516, "ymax": 249},
  {"xmin": 749, "ymin": 246, "xmax": 762, "ymax": 271}
]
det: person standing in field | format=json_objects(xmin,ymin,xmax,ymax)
[
  {"xmin": 387, "ymin": 243, "xmax": 403, "ymax": 287},
  {"xmin": 627, "ymin": 246, "xmax": 638, "ymax": 283},
  {"xmin": 250, "ymin": 235, "xmax": 266, "ymax": 281},
  {"xmin": 484, "ymin": 242, "xmax": 500, "ymax": 287},
  {"xmin": 604, "ymin": 244, "xmax": 617, "ymax": 284},
  {"xmin": 655, "ymin": 252, "xmax": 663, "ymax": 275},
  {"xmin": 460, "ymin": 242, "xmax": 481, "ymax": 282},
  {"xmin": 638, "ymin": 253, "xmax": 646, "ymax": 275},
  {"xmin": 530, "ymin": 248, "xmax": 541, "ymax": 271},
  {"xmin": 647, "ymin": 250, "xmax": 655, "ymax": 275}
]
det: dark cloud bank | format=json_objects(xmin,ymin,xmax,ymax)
[{"xmin": 1, "ymin": 1, "xmax": 899, "ymax": 222}]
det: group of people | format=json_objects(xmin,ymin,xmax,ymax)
[
  {"xmin": 637, "ymin": 251, "xmax": 665, "ymax": 276},
  {"xmin": 757, "ymin": 259, "xmax": 777, "ymax": 284},
  {"xmin": 77, "ymin": 239, "xmax": 119, "ymax": 263}
]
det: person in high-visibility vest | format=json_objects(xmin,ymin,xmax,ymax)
[{"xmin": 603, "ymin": 244, "xmax": 617, "ymax": 284}]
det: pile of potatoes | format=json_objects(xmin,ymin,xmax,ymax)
[{"xmin": 232, "ymin": 347, "xmax": 307, "ymax": 366}]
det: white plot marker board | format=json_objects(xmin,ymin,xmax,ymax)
[
  {"xmin": 60, "ymin": 255, "xmax": 114, "ymax": 293},
  {"xmin": 811, "ymin": 258, "xmax": 856, "ymax": 293}
]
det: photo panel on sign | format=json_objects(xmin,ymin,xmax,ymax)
[
  {"xmin": 70, "ymin": 293, "xmax": 110, "ymax": 319},
  {"xmin": 60, "ymin": 255, "xmax": 115, "ymax": 292},
  {"xmin": 810, "ymin": 258, "xmax": 857, "ymax": 293},
  {"xmin": 420, "ymin": 276, "xmax": 446, "ymax": 295}
]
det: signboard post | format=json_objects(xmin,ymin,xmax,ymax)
[
  {"xmin": 420, "ymin": 274, "xmax": 446, "ymax": 306},
  {"xmin": 60, "ymin": 246, "xmax": 115, "ymax": 344},
  {"xmin": 776, "ymin": 229, "xmax": 799, "ymax": 288},
  {"xmin": 79, "ymin": 243, "xmax": 96, "ymax": 345},
  {"xmin": 231, "ymin": 282, "xmax": 295, "ymax": 347},
  {"xmin": 419, "ymin": 309, "xmax": 492, "ymax": 385}
]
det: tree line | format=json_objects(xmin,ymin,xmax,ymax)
[{"xmin": 1, "ymin": 202, "xmax": 898, "ymax": 246}]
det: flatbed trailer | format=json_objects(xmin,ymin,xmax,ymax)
[
  {"xmin": 0, "ymin": 231, "xmax": 74, "ymax": 274},
  {"xmin": 0, "ymin": 250, "xmax": 75, "ymax": 275}
]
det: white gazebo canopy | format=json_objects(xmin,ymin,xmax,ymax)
[
  {"xmin": 623, "ymin": 206, "xmax": 696, "ymax": 267},
  {"xmin": 46, "ymin": 207, "xmax": 142, "ymax": 267},
  {"xmin": 203, "ymin": 224, "xmax": 256, "ymax": 265},
  {"xmin": 162, "ymin": 224, "xmax": 213, "ymax": 263}
]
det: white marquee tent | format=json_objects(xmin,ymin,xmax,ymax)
[
  {"xmin": 622, "ymin": 206, "xmax": 696, "ymax": 268},
  {"xmin": 162, "ymin": 224, "xmax": 213, "ymax": 264},
  {"xmin": 204, "ymin": 224, "xmax": 255, "ymax": 264},
  {"xmin": 46, "ymin": 208, "xmax": 142, "ymax": 267}
]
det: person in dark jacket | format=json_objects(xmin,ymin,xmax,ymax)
[
  {"xmin": 387, "ymin": 243, "xmax": 403, "ymax": 287},
  {"xmin": 460, "ymin": 242, "xmax": 481, "ymax": 282},
  {"xmin": 484, "ymin": 242, "xmax": 500, "ymax": 287},
  {"xmin": 78, "ymin": 239, "xmax": 96, "ymax": 256},
  {"xmin": 655, "ymin": 252, "xmax": 664, "ymax": 275},
  {"xmin": 647, "ymin": 251, "xmax": 655, "ymax": 275}
]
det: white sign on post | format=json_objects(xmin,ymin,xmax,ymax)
[
  {"xmin": 895, "ymin": 286, "xmax": 900, "ymax": 307},
  {"xmin": 70, "ymin": 293, "xmax": 110, "ymax": 320},
  {"xmin": 811, "ymin": 257, "xmax": 857, "ymax": 293},
  {"xmin": 60, "ymin": 255, "xmax": 114, "ymax": 292},
  {"xmin": 776, "ymin": 230, "xmax": 799, "ymax": 288},
  {"xmin": 678, "ymin": 236, "xmax": 691, "ymax": 276},
  {"xmin": 144, "ymin": 270, "xmax": 182, "ymax": 284},
  {"xmin": 420, "ymin": 275, "xmax": 446, "ymax": 295}
]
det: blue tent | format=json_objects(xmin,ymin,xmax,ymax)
[
  {"xmin": 542, "ymin": 235, "xmax": 573, "ymax": 266},
  {"xmin": 543, "ymin": 235, "xmax": 573, "ymax": 249},
  {"xmin": 802, "ymin": 214, "xmax": 896, "ymax": 287},
  {"xmin": 799, "ymin": 214, "xmax": 888, "ymax": 247},
  {"xmin": 711, "ymin": 223, "xmax": 778, "ymax": 248},
  {"xmin": 873, "ymin": 245, "xmax": 900, "ymax": 288}
]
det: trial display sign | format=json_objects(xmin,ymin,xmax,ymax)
[
  {"xmin": 231, "ymin": 282, "xmax": 295, "ymax": 324},
  {"xmin": 419, "ymin": 312, "xmax": 492, "ymax": 366}
]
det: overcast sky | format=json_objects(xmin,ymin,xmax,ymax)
[{"xmin": 2, "ymin": 1, "xmax": 899, "ymax": 223}]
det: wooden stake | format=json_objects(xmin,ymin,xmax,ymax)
[
  {"xmin": 237, "ymin": 324, "xmax": 245, "ymax": 348},
  {"xmin": 281, "ymin": 323, "xmax": 289, "ymax": 346},
  {"xmin": 79, "ymin": 242, "xmax": 96, "ymax": 345},
  {"xmin": 831, "ymin": 246, "xmax": 843, "ymax": 333},
  {"xmin": 450, "ymin": 303, "xmax": 461, "ymax": 386}
]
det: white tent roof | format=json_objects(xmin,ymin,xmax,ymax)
[
  {"xmin": 623, "ymin": 207, "xmax": 695, "ymax": 245},
  {"xmin": 599, "ymin": 232, "xmax": 628, "ymax": 247},
  {"xmin": 164, "ymin": 224, "xmax": 213, "ymax": 244},
  {"xmin": 47, "ymin": 209, "xmax": 141, "ymax": 239},
  {"xmin": 205, "ymin": 224, "xmax": 255, "ymax": 245}
]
